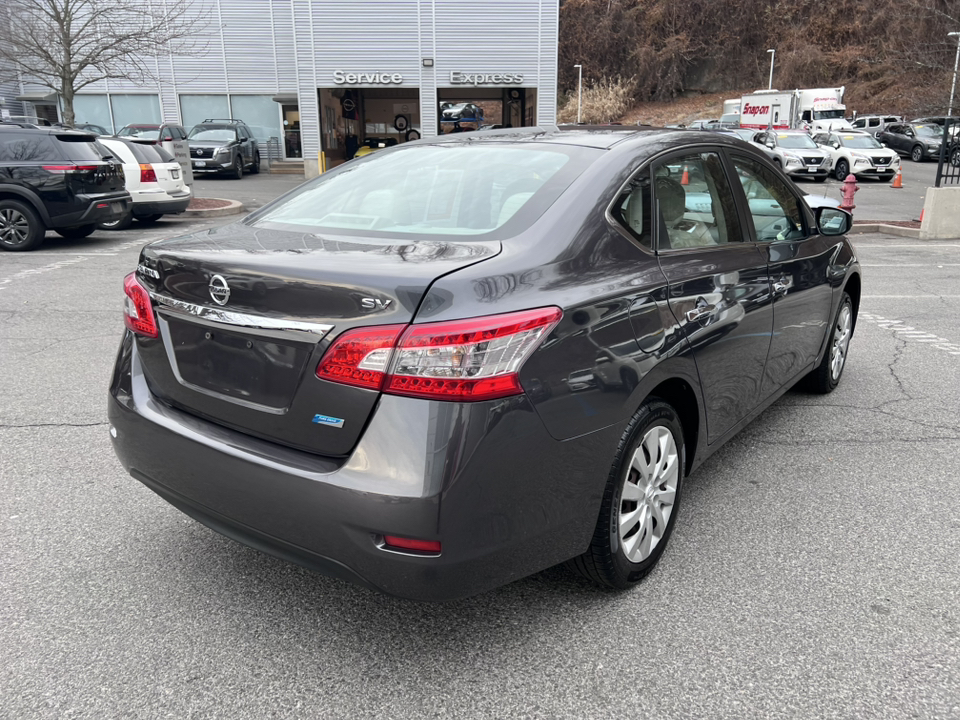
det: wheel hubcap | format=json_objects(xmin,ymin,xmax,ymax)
[
  {"xmin": 618, "ymin": 425, "xmax": 679, "ymax": 564},
  {"xmin": 830, "ymin": 305, "xmax": 852, "ymax": 381},
  {"xmin": 0, "ymin": 208, "xmax": 29, "ymax": 246}
]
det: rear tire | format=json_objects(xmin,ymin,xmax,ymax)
[
  {"xmin": 0, "ymin": 199, "xmax": 45, "ymax": 251},
  {"xmin": 55, "ymin": 224, "xmax": 96, "ymax": 239},
  {"xmin": 569, "ymin": 399, "xmax": 685, "ymax": 589},
  {"xmin": 804, "ymin": 292, "xmax": 854, "ymax": 394},
  {"xmin": 135, "ymin": 214, "xmax": 163, "ymax": 224},
  {"xmin": 96, "ymin": 212, "xmax": 133, "ymax": 231}
]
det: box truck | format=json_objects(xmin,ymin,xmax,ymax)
[{"xmin": 739, "ymin": 87, "xmax": 853, "ymax": 132}]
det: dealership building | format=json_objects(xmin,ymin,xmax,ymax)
[{"xmin": 1, "ymin": 0, "xmax": 559, "ymax": 177}]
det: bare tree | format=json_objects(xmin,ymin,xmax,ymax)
[{"xmin": 0, "ymin": 0, "xmax": 206, "ymax": 126}]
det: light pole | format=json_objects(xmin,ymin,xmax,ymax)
[
  {"xmin": 574, "ymin": 64, "xmax": 583, "ymax": 123},
  {"xmin": 767, "ymin": 49, "xmax": 776, "ymax": 90},
  {"xmin": 949, "ymin": 32, "xmax": 960, "ymax": 116}
]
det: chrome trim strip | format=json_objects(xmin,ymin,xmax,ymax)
[{"xmin": 150, "ymin": 293, "xmax": 334, "ymax": 338}]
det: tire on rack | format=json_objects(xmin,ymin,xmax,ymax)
[
  {"xmin": 834, "ymin": 159, "xmax": 850, "ymax": 181},
  {"xmin": 569, "ymin": 399, "xmax": 685, "ymax": 589},
  {"xmin": 0, "ymin": 198, "xmax": 45, "ymax": 251},
  {"xmin": 55, "ymin": 224, "xmax": 96, "ymax": 239},
  {"xmin": 96, "ymin": 212, "xmax": 133, "ymax": 231},
  {"xmin": 803, "ymin": 291, "xmax": 854, "ymax": 394}
]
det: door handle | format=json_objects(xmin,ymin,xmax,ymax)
[
  {"xmin": 773, "ymin": 279, "xmax": 790, "ymax": 295},
  {"xmin": 686, "ymin": 304, "xmax": 716, "ymax": 322}
]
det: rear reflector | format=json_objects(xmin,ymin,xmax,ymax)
[
  {"xmin": 122, "ymin": 273, "xmax": 158, "ymax": 338},
  {"xmin": 139, "ymin": 164, "xmax": 157, "ymax": 183},
  {"xmin": 382, "ymin": 536, "xmax": 442, "ymax": 554},
  {"xmin": 315, "ymin": 307, "xmax": 562, "ymax": 401}
]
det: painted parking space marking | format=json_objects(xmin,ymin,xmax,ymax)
[{"xmin": 859, "ymin": 313, "xmax": 960, "ymax": 356}]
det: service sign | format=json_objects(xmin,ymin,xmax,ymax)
[{"xmin": 333, "ymin": 70, "xmax": 404, "ymax": 85}]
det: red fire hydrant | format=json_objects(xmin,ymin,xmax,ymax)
[{"xmin": 839, "ymin": 174, "xmax": 859, "ymax": 213}]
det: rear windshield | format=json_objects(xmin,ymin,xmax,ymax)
[
  {"xmin": 188, "ymin": 127, "xmax": 236, "ymax": 141},
  {"xmin": 118, "ymin": 126, "xmax": 160, "ymax": 139},
  {"xmin": 126, "ymin": 142, "xmax": 175, "ymax": 164},
  {"xmin": 250, "ymin": 144, "xmax": 595, "ymax": 240},
  {"xmin": 54, "ymin": 135, "xmax": 112, "ymax": 161}
]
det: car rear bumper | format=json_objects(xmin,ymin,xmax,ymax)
[
  {"xmin": 48, "ymin": 192, "xmax": 132, "ymax": 228},
  {"xmin": 108, "ymin": 333, "xmax": 613, "ymax": 601},
  {"xmin": 131, "ymin": 194, "xmax": 191, "ymax": 217}
]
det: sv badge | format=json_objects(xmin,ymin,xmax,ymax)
[{"xmin": 361, "ymin": 297, "xmax": 392, "ymax": 311}]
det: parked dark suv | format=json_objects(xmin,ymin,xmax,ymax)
[
  {"xmin": 187, "ymin": 119, "xmax": 260, "ymax": 178},
  {"xmin": 0, "ymin": 125, "xmax": 130, "ymax": 251}
]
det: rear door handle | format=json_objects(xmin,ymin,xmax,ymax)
[
  {"xmin": 686, "ymin": 304, "xmax": 716, "ymax": 322},
  {"xmin": 773, "ymin": 280, "xmax": 790, "ymax": 295}
]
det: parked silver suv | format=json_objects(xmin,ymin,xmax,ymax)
[{"xmin": 186, "ymin": 119, "xmax": 260, "ymax": 179}]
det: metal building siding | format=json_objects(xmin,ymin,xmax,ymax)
[
  {"xmin": 171, "ymin": 0, "xmax": 229, "ymax": 92},
  {"xmin": 292, "ymin": 0, "xmax": 319, "ymax": 158},
  {"xmin": 418, "ymin": 0, "xmax": 437, "ymax": 135},
  {"xmin": 271, "ymin": 0, "xmax": 298, "ymax": 90},
  {"xmin": 433, "ymin": 0, "xmax": 543, "ymax": 82},
  {"xmin": 537, "ymin": 0, "xmax": 558, "ymax": 124},
  {"xmin": 220, "ymin": 1, "xmax": 283, "ymax": 92},
  {"xmin": 309, "ymin": 1, "xmax": 422, "ymax": 86}
]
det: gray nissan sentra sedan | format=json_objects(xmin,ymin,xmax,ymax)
[{"xmin": 109, "ymin": 126, "xmax": 861, "ymax": 601}]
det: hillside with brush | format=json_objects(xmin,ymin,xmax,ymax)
[{"xmin": 558, "ymin": 0, "xmax": 960, "ymax": 122}]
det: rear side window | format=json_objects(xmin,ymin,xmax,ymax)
[
  {"xmin": 652, "ymin": 151, "xmax": 741, "ymax": 251},
  {"xmin": 610, "ymin": 172, "xmax": 652, "ymax": 249},
  {"xmin": 0, "ymin": 132, "xmax": 61, "ymax": 162},
  {"xmin": 252, "ymin": 144, "xmax": 593, "ymax": 240},
  {"xmin": 55, "ymin": 135, "xmax": 110, "ymax": 161},
  {"xmin": 126, "ymin": 142, "xmax": 174, "ymax": 164}
]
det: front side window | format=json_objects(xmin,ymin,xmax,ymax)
[
  {"xmin": 652, "ymin": 151, "xmax": 741, "ymax": 251},
  {"xmin": 731, "ymin": 155, "xmax": 806, "ymax": 243}
]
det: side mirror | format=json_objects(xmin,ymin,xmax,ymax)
[
  {"xmin": 881, "ymin": 143, "xmax": 887, "ymax": 148},
  {"xmin": 815, "ymin": 207, "xmax": 851, "ymax": 236},
  {"xmin": 766, "ymin": 142, "xmax": 775, "ymax": 149}
]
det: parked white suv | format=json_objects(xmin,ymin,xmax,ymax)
[
  {"xmin": 812, "ymin": 131, "xmax": 900, "ymax": 181},
  {"xmin": 97, "ymin": 137, "xmax": 191, "ymax": 229},
  {"xmin": 750, "ymin": 130, "xmax": 831, "ymax": 181}
]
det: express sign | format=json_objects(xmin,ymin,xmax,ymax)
[{"xmin": 450, "ymin": 72, "xmax": 524, "ymax": 85}]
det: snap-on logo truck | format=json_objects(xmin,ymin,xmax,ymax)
[
  {"xmin": 739, "ymin": 87, "xmax": 853, "ymax": 132},
  {"xmin": 738, "ymin": 91, "xmax": 795, "ymax": 130}
]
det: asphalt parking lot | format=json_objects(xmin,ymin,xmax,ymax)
[{"xmin": 2, "ymin": 185, "xmax": 959, "ymax": 718}]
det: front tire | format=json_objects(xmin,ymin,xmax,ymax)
[
  {"xmin": 910, "ymin": 145, "xmax": 924, "ymax": 163},
  {"xmin": 814, "ymin": 175, "xmax": 827, "ymax": 183},
  {"xmin": 804, "ymin": 292, "xmax": 854, "ymax": 394},
  {"xmin": 570, "ymin": 400, "xmax": 685, "ymax": 589},
  {"xmin": 230, "ymin": 157, "xmax": 243, "ymax": 180},
  {"xmin": 250, "ymin": 151, "xmax": 260, "ymax": 174},
  {"xmin": 0, "ymin": 199, "xmax": 45, "ymax": 251},
  {"xmin": 55, "ymin": 224, "xmax": 96, "ymax": 239},
  {"xmin": 834, "ymin": 159, "xmax": 850, "ymax": 181}
]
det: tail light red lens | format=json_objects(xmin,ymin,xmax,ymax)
[
  {"xmin": 315, "ymin": 324, "xmax": 405, "ymax": 390},
  {"xmin": 122, "ymin": 273, "xmax": 158, "ymax": 338},
  {"xmin": 139, "ymin": 164, "xmax": 157, "ymax": 183},
  {"xmin": 42, "ymin": 164, "xmax": 100, "ymax": 173},
  {"xmin": 315, "ymin": 307, "xmax": 562, "ymax": 401}
]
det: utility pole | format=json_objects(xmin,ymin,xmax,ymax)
[
  {"xmin": 767, "ymin": 49, "xmax": 776, "ymax": 90},
  {"xmin": 574, "ymin": 64, "xmax": 583, "ymax": 123},
  {"xmin": 949, "ymin": 32, "xmax": 960, "ymax": 116}
]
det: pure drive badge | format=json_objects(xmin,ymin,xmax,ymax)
[{"xmin": 312, "ymin": 414, "xmax": 345, "ymax": 429}]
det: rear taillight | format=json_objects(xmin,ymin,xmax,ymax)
[
  {"xmin": 42, "ymin": 164, "xmax": 100, "ymax": 173},
  {"xmin": 123, "ymin": 273, "xmax": 158, "ymax": 338},
  {"xmin": 315, "ymin": 307, "xmax": 562, "ymax": 401},
  {"xmin": 139, "ymin": 164, "xmax": 157, "ymax": 183},
  {"xmin": 315, "ymin": 324, "xmax": 405, "ymax": 390}
]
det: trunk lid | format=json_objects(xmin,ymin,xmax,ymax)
[{"xmin": 134, "ymin": 222, "xmax": 499, "ymax": 456}]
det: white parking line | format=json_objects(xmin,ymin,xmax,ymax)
[
  {"xmin": 859, "ymin": 313, "xmax": 960, "ymax": 356},
  {"xmin": 0, "ymin": 256, "xmax": 91, "ymax": 292}
]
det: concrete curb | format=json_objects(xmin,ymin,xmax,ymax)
[
  {"xmin": 183, "ymin": 199, "xmax": 245, "ymax": 218},
  {"xmin": 850, "ymin": 223, "xmax": 922, "ymax": 239}
]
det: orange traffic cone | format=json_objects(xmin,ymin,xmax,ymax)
[
  {"xmin": 891, "ymin": 167, "xmax": 903, "ymax": 188},
  {"xmin": 919, "ymin": 208, "xmax": 924, "ymax": 223},
  {"xmin": 680, "ymin": 165, "xmax": 690, "ymax": 185}
]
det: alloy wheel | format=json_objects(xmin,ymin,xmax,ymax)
[
  {"xmin": 618, "ymin": 425, "xmax": 679, "ymax": 564},
  {"xmin": 0, "ymin": 207, "xmax": 30, "ymax": 247},
  {"xmin": 830, "ymin": 303, "xmax": 852, "ymax": 381},
  {"xmin": 911, "ymin": 146, "xmax": 923, "ymax": 163}
]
